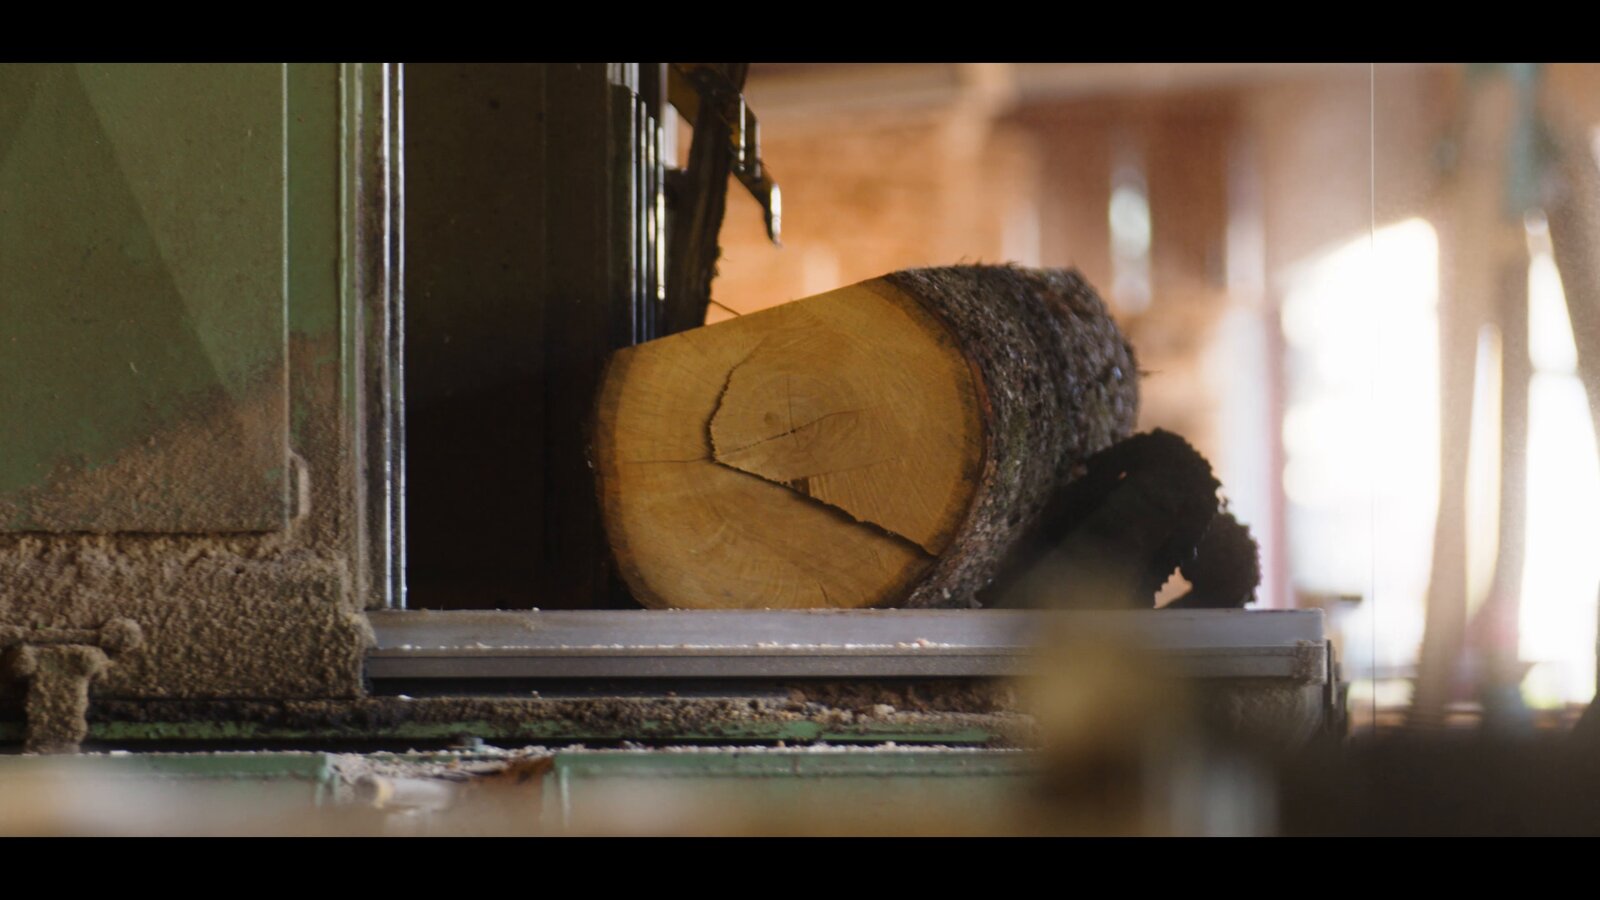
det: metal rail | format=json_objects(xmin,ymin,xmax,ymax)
[{"xmin": 366, "ymin": 609, "xmax": 1327, "ymax": 682}]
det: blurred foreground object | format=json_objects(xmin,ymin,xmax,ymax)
[
  {"xmin": 1018, "ymin": 625, "xmax": 1277, "ymax": 835},
  {"xmin": 1414, "ymin": 64, "xmax": 1538, "ymax": 729},
  {"xmin": 1282, "ymin": 729, "xmax": 1600, "ymax": 835},
  {"xmin": 0, "ymin": 738, "xmax": 1280, "ymax": 836}
]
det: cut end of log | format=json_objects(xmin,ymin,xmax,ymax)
[
  {"xmin": 706, "ymin": 280, "xmax": 984, "ymax": 554},
  {"xmin": 593, "ymin": 265, "xmax": 1139, "ymax": 610}
]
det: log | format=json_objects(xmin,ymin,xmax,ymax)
[{"xmin": 591, "ymin": 265, "xmax": 1140, "ymax": 609}]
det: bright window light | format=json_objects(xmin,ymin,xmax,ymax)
[{"xmin": 1281, "ymin": 218, "xmax": 1439, "ymax": 676}]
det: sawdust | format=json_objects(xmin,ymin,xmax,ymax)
[
  {"xmin": 0, "ymin": 537, "xmax": 366, "ymax": 699},
  {"xmin": 1190, "ymin": 680, "xmax": 1326, "ymax": 749},
  {"xmin": 5, "ymin": 645, "xmax": 107, "ymax": 752},
  {"xmin": 0, "ymin": 366, "xmax": 291, "ymax": 533},
  {"xmin": 79, "ymin": 695, "xmax": 1037, "ymax": 747},
  {"xmin": 783, "ymin": 679, "xmax": 1019, "ymax": 715},
  {"xmin": 329, "ymin": 746, "xmax": 554, "ymax": 799},
  {"xmin": 0, "ymin": 334, "xmax": 369, "ymax": 705}
]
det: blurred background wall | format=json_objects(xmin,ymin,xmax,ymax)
[{"xmin": 700, "ymin": 63, "xmax": 1600, "ymax": 729}]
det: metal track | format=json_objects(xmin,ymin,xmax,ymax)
[{"xmin": 366, "ymin": 609, "xmax": 1327, "ymax": 682}]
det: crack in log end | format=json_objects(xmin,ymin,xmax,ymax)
[
  {"xmin": 597, "ymin": 299, "xmax": 942, "ymax": 610},
  {"xmin": 716, "ymin": 407, "xmax": 873, "ymax": 457},
  {"xmin": 702, "ymin": 335, "xmax": 775, "ymax": 459},
  {"xmin": 706, "ymin": 451, "xmax": 943, "ymax": 556},
  {"xmin": 704, "ymin": 451, "xmax": 937, "ymax": 562},
  {"xmin": 817, "ymin": 581, "xmax": 835, "ymax": 607},
  {"xmin": 703, "ymin": 295, "xmax": 981, "ymax": 558}
]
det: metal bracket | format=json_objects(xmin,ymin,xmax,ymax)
[
  {"xmin": 2, "ymin": 619, "xmax": 143, "ymax": 754},
  {"xmin": 1322, "ymin": 639, "xmax": 1348, "ymax": 738},
  {"xmin": 668, "ymin": 63, "xmax": 782, "ymax": 244}
]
